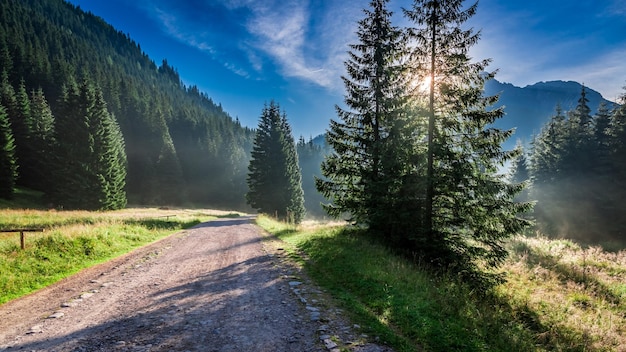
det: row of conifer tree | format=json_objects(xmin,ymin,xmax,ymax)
[{"xmin": 513, "ymin": 87, "xmax": 626, "ymax": 243}]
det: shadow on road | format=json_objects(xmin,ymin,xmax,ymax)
[
  {"xmin": 7, "ymin": 216, "xmax": 319, "ymax": 352},
  {"xmin": 191, "ymin": 216, "xmax": 256, "ymax": 229}
]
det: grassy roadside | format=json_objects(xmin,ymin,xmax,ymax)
[
  {"xmin": 257, "ymin": 215, "xmax": 626, "ymax": 352},
  {"xmin": 0, "ymin": 208, "xmax": 236, "ymax": 305}
]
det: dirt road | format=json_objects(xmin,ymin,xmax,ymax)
[{"xmin": 0, "ymin": 217, "xmax": 390, "ymax": 352}]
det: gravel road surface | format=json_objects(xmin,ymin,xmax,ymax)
[{"xmin": 0, "ymin": 217, "xmax": 393, "ymax": 352}]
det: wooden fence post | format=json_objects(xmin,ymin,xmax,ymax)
[{"xmin": 0, "ymin": 228, "xmax": 45, "ymax": 250}]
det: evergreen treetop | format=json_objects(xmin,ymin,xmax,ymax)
[{"xmin": 247, "ymin": 101, "xmax": 305, "ymax": 223}]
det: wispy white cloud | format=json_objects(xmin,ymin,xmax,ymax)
[
  {"xmin": 240, "ymin": 0, "xmax": 353, "ymax": 90},
  {"xmin": 140, "ymin": 1, "xmax": 253, "ymax": 78},
  {"xmin": 141, "ymin": 0, "xmax": 359, "ymax": 90},
  {"xmin": 604, "ymin": 0, "xmax": 626, "ymax": 17},
  {"xmin": 152, "ymin": 7, "xmax": 216, "ymax": 56}
]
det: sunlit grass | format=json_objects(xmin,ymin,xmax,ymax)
[
  {"xmin": 0, "ymin": 207, "xmax": 233, "ymax": 305},
  {"xmin": 499, "ymin": 235, "xmax": 626, "ymax": 350},
  {"xmin": 259, "ymin": 215, "xmax": 626, "ymax": 352}
]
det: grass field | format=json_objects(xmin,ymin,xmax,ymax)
[
  {"xmin": 0, "ymin": 206, "xmax": 239, "ymax": 305},
  {"xmin": 2, "ymin": 185, "xmax": 624, "ymax": 351},
  {"xmin": 258, "ymin": 215, "xmax": 626, "ymax": 352}
]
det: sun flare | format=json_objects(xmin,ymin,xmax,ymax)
[{"xmin": 410, "ymin": 75, "xmax": 432, "ymax": 92}]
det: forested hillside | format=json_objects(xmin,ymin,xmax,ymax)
[{"xmin": 0, "ymin": 0, "xmax": 255, "ymax": 208}]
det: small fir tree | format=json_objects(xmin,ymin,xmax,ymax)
[
  {"xmin": 13, "ymin": 80, "xmax": 37, "ymax": 188},
  {"xmin": 247, "ymin": 101, "xmax": 305, "ymax": 223},
  {"xmin": 509, "ymin": 143, "xmax": 530, "ymax": 203},
  {"xmin": 607, "ymin": 86, "xmax": 626, "ymax": 233}
]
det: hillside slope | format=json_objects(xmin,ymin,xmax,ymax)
[{"xmin": 0, "ymin": 0, "xmax": 254, "ymax": 208}]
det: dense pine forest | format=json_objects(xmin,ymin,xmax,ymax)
[{"xmin": 0, "ymin": 0, "xmax": 258, "ymax": 209}]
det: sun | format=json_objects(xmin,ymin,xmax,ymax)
[
  {"xmin": 409, "ymin": 74, "xmax": 432, "ymax": 93},
  {"xmin": 419, "ymin": 75, "xmax": 432, "ymax": 90}
]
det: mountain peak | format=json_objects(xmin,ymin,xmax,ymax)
[{"xmin": 485, "ymin": 79, "xmax": 616, "ymax": 148}]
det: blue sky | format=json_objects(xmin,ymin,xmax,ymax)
[{"xmin": 66, "ymin": 0, "xmax": 626, "ymax": 138}]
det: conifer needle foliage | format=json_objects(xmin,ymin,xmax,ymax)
[
  {"xmin": 50, "ymin": 75, "xmax": 127, "ymax": 210},
  {"xmin": 319, "ymin": 0, "xmax": 532, "ymax": 285},
  {"xmin": 247, "ymin": 101, "xmax": 305, "ymax": 224}
]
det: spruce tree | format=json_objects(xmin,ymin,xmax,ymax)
[
  {"xmin": 13, "ymin": 80, "xmax": 36, "ymax": 188},
  {"xmin": 51, "ymin": 75, "xmax": 127, "ymax": 210},
  {"xmin": 529, "ymin": 105, "xmax": 567, "ymax": 190},
  {"xmin": 509, "ymin": 143, "xmax": 530, "ymax": 203},
  {"xmin": 405, "ymin": 0, "xmax": 531, "ymax": 274},
  {"xmin": 562, "ymin": 86, "xmax": 594, "ymax": 176},
  {"xmin": 529, "ymin": 105, "xmax": 572, "ymax": 235},
  {"xmin": 589, "ymin": 102, "xmax": 615, "ymax": 230},
  {"xmin": 247, "ymin": 101, "xmax": 305, "ymax": 223},
  {"xmin": 50, "ymin": 76, "xmax": 89, "ymax": 208},
  {"xmin": 89, "ymin": 88, "xmax": 127, "ymax": 210},
  {"xmin": 528, "ymin": 89, "xmax": 620, "ymax": 240},
  {"xmin": 0, "ymin": 104, "xmax": 17, "ymax": 199},
  {"xmin": 316, "ymin": 0, "xmax": 414, "ymax": 239},
  {"xmin": 297, "ymin": 136, "xmax": 331, "ymax": 218},
  {"xmin": 0, "ymin": 75, "xmax": 34, "ymax": 189},
  {"xmin": 28, "ymin": 88, "xmax": 55, "ymax": 191}
]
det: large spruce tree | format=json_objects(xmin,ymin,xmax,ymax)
[
  {"xmin": 0, "ymin": 104, "xmax": 17, "ymax": 199},
  {"xmin": 247, "ymin": 101, "xmax": 305, "ymax": 223},
  {"xmin": 404, "ymin": 0, "xmax": 531, "ymax": 274},
  {"xmin": 316, "ymin": 0, "xmax": 418, "ymax": 241},
  {"xmin": 50, "ymin": 75, "xmax": 127, "ymax": 210}
]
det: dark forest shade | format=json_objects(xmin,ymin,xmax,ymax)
[
  {"xmin": 0, "ymin": 104, "xmax": 17, "ymax": 199},
  {"xmin": 48, "ymin": 75, "xmax": 127, "ymax": 210},
  {"xmin": 247, "ymin": 101, "xmax": 305, "ymax": 224}
]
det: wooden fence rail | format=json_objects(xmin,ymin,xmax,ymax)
[{"xmin": 0, "ymin": 228, "xmax": 45, "ymax": 249}]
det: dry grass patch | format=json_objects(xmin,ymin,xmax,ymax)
[{"xmin": 500, "ymin": 235, "xmax": 626, "ymax": 351}]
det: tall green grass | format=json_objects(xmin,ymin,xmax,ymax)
[
  {"xmin": 258, "ymin": 215, "xmax": 626, "ymax": 351},
  {"xmin": 0, "ymin": 208, "xmax": 221, "ymax": 304}
]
